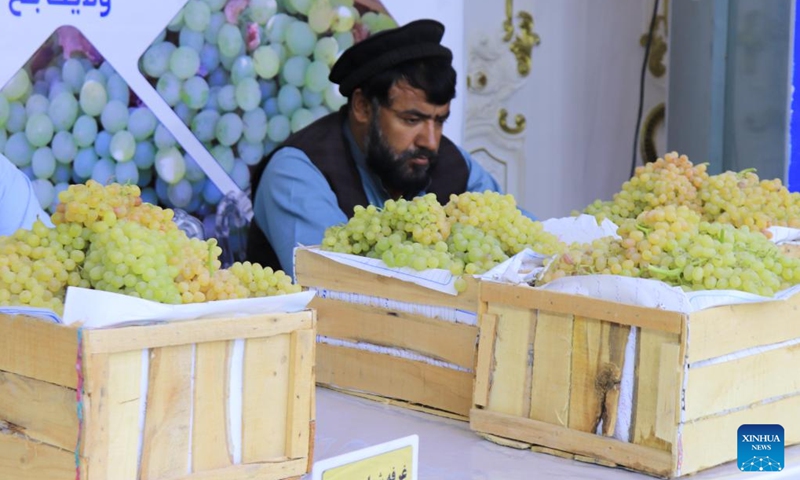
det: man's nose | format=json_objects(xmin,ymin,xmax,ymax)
[{"xmin": 415, "ymin": 120, "xmax": 439, "ymax": 151}]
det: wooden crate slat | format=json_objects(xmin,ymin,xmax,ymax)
[
  {"xmin": 141, "ymin": 345, "xmax": 194, "ymax": 479},
  {"xmin": 0, "ymin": 432, "xmax": 77, "ymax": 480},
  {"xmin": 192, "ymin": 341, "xmax": 233, "ymax": 473},
  {"xmin": 170, "ymin": 457, "xmax": 307, "ymax": 480},
  {"xmin": 485, "ymin": 304, "xmax": 536, "ymax": 418},
  {"xmin": 294, "ymin": 247, "xmax": 478, "ymax": 311},
  {"xmin": 687, "ymin": 296, "xmax": 800, "ymax": 363},
  {"xmin": 317, "ymin": 344, "xmax": 473, "ymax": 418},
  {"xmin": 631, "ymin": 330, "xmax": 682, "ymax": 453},
  {"xmin": 679, "ymin": 393, "xmax": 800, "ymax": 476},
  {"xmin": 480, "ymin": 281, "xmax": 683, "ymax": 334},
  {"xmin": 529, "ymin": 311, "xmax": 573, "ymax": 427},
  {"xmin": 0, "ymin": 314, "xmax": 79, "ymax": 388},
  {"xmin": 285, "ymin": 329, "xmax": 315, "ymax": 459},
  {"xmin": 473, "ymin": 313, "xmax": 498, "ymax": 409},
  {"xmin": 0, "ymin": 371, "xmax": 77, "ymax": 452},
  {"xmin": 470, "ymin": 408, "xmax": 673, "ymax": 478},
  {"xmin": 684, "ymin": 343, "xmax": 800, "ymax": 421},
  {"xmin": 312, "ymin": 297, "xmax": 479, "ymax": 369},
  {"xmin": 242, "ymin": 334, "xmax": 291, "ymax": 463},
  {"xmin": 102, "ymin": 350, "xmax": 143, "ymax": 480},
  {"xmin": 84, "ymin": 312, "xmax": 312, "ymax": 354}
]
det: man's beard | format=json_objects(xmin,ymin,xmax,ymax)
[{"xmin": 365, "ymin": 113, "xmax": 439, "ymax": 196}]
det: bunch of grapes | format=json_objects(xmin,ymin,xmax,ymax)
[
  {"xmin": 583, "ymin": 152, "xmax": 709, "ymax": 224},
  {"xmin": 541, "ymin": 205, "xmax": 800, "ymax": 296},
  {"xmin": 0, "ymin": 182, "xmax": 301, "ymax": 314}
]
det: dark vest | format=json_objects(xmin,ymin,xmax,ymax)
[{"xmin": 246, "ymin": 109, "xmax": 470, "ymax": 271}]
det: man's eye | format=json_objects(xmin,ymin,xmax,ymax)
[{"xmin": 403, "ymin": 117, "xmax": 421, "ymax": 125}]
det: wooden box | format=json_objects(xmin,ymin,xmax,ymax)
[
  {"xmin": 471, "ymin": 281, "xmax": 800, "ymax": 478},
  {"xmin": 0, "ymin": 310, "xmax": 316, "ymax": 480},
  {"xmin": 294, "ymin": 247, "xmax": 479, "ymax": 419}
]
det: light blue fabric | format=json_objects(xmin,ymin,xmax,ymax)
[
  {"xmin": 0, "ymin": 154, "xmax": 52, "ymax": 236},
  {"xmin": 253, "ymin": 122, "xmax": 515, "ymax": 277}
]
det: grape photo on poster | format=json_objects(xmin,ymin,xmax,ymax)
[{"xmin": 738, "ymin": 424, "xmax": 784, "ymax": 472}]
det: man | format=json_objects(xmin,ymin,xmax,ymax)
[
  {"xmin": 0, "ymin": 153, "xmax": 51, "ymax": 236},
  {"xmin": 248, "ymin": 19, "xmax": 505, "ymax": 276}
]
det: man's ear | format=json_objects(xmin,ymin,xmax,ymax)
[{"xmin": 351, "ymin": 89, "xmax": 372, "ymax": 124}]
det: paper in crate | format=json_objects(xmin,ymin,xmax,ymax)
[
  {"xmin": 294, "ymin": 246, "xmax": 480, "ymax": 419},
  {"xmin": 471, "ymin": 271, "xmax": 800, "ymax": 478},
  {"xmin": 0, "ymin": 288, "xmax": 317, "ymax": 480}
]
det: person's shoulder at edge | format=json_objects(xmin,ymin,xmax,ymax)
[{"xmin": 0, "ymin": 154, "xmax": 53, "ymax": 236}]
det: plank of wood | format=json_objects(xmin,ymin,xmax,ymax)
[
  {"xmin": 567, "ymin": 317, "xmax": 603, "ymax": 433},
  {"xmin": 0, "ymin": 433, "xmax": 76, "ymax": 480},
  {"xmin": 687, "ymin": 292, "xmax": 800, "ymax": 362},
  {"xmin": 141, "ymin": 345, "xmax": 194, "ymax": 479},
  {"xmin": 106, "ymin": 350, "xmax": 144, "ymax": 480},
  {"xmin": 0, "ymin": 314, "xmax": 79, "ymax": 388},
  {"xmin": 169, "ymin": 458, "xmax": 307, "ymax": 480},
  {"xmin": 479, "ymin": 281, "xmax": 684, "ymax": 334},
  {"xmin": 193, "ymin": 341, "xmax": 232, "ymax": 473},
  {"xmin": 285, "ymin": 330, "xmax": 314, "ymax": 459},
  {"xmin": 242, "ymin": 334, "xmax": 291, "ymax": 463},
  {"xmin": 485, "ymin": 304, "xmax": 536, "ymax": 417},
  {"xmin": 0, "ymin": 371, "xmax": 77, "ymax": 452},
  {"xmin": 473, "ymin": 313, "xmax": 498, "ymax": 409},
  {"xmin": 684, "ymin": 343, "xmax": 800, "ymax": 421},
  {"xmin": 320, "ymin": 385, "xmax": 467, "ymax": 422},
  {"xmin": 679, "ymin": 393, "xmax": 800, "ymax": 476},
  {"xmin": 294, "ymin": 247, "xmax": 478, "ymax": 311},
  {"xmin": 529, "ymin": 311, "xmax": 573, "ymax": 427},
  {"xmin": 654, "ymin": 344, "xmax": 681, "ymax": 443},
  {"xmin": 317, "ymin": 344, "xmax": 473, "ymax": 417},
  {"xmin": 83, "ymin": 353, "xmax": 110, "ymax": 477},
  {"xmin": 84, "ymin": 312, "xmax": 312, "ymax": 354},
  {"xmin": 312, "ymin": 297, "xmax": 479, "ymax": 369},
  {"xmin": 631, "ymin": 329, "xmax": 681, "ymax": 452},
  {"xmin": 470, "ymin": 408, "xmax": 674, "ymax": 478}
]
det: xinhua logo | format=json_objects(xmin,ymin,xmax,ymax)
[{"xmin": 738, "ymin": 424, "xmax": 784, "ymax": 472}]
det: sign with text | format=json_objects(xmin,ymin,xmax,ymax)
[
  {"xmin": 738, "ymin": 424, "xmax": 784, "ymax": 472},
  {"xmin": 312, "ymin": 435, "xmax": 418, "ymax": 480}
]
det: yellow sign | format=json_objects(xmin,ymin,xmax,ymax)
[{"xmin": 312, "ymin": 436, "xmax": 418, "ymax": 480}]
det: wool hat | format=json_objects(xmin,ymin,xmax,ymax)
[{"xmin": 329, "ymin": 19, "xmax": 453, "ymax": 97}]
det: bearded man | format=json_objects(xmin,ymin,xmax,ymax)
[{"xmin": 247, "ymin": 19, "xmax": 505, "ymax": 276}]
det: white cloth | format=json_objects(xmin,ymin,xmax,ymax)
[{"xmin": 0, "ymin": 153, "xmax": 52, "ymax": 236}]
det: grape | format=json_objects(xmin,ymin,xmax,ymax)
[
  {"xmin": 259, "ymin": 79, "xmax": 278, "ymax": 98},
  {"xmin": 314, "ymin": 36, "xmax": 339, "ymax": 66},
  {"xmin": 203, "ymin": 180, "xmax": 223, "ymax": 204},
  {"xmin": 155, "ymin": 146, "xmax": 186, "ymax": 184},
  {"xmin": 268, "ymin": 43, "xmax": 287, "ymax": 65},
  {"xmin": 31, "ymin": 178, "xmax": 56, "ymax": 210},
  {"xmin": 206, "ymin": 86, "xmax": 220, "ymax": 110},
  {"xmin": 25, "ymin": 113, "xmax": 55, "ymax": 147},
  {"xmin": 215, "ymin": 112, "xmax": 243, "ymax": 146},
  {"xmin": 133, "ymin": 141, "xmax": 156, "ymax": 169},
  {"xmin": 235, "ymin": 78, "xmax": 261, "ymax": 111},
  {"xmin": 282, "ymin": 56, "xmax": 311, "ymax": 87},
  {"xmin": 332, "ymin": 5, "xmax": 357, "ymax": 33},
  {"xmin": 31, "ymin": 147, "xmax": 56, "ymax": 179},
  {"xmin": 62, "ymin": 58, "xmax": 86, "ymax": 93},
  {"xmin": 74, "ymin": 148, "xmax": 98, "ymax": 178},
  {"xmin": 25, "ymin": 94, "xmax": 49, "ymax": 116},
  {"xmin": 191, "ymin": 109, "xmax": 220, "ymax": 142},
  {"xmin": 242, "ymin": 108, "xmax": 268, "ymax": 142},
  {"xmin": 51, "ymin": 131, "xmax": 77, "ymax": 164},
  {"xmin": 250, "ymin": 0, "xmax": 278, "ymax": 24},
  {"xmin": 6, "ymin": 102, "xmax": 26, "ymax": 133},
  {"xmin": 79, "ymin": 80, "xmax": 108, "ymax": 117},
  {"xmin": 174, "ymin": 103, "xmax": 196, "ymax": 125},
  {"xmin": 290, "ymin": 108, "xmax": 314, "ymax": 132},
  {"xmin": 44, "ymin": 66, "xmax": 61, "ymax": 83},
  {"xmin": 48, "ymin": 92, "xmax": 79, "ymax": 130},
  {"xmin": 99, "ymin": 62, "xmax": 116, "ymax": 78},
  {"xmin": 230, "ymin": 159, "xmax": 250, "ymax": 189},
  {"xmin": 71, "ymin": 115, "xmax": 98, "ymax": 149},
  {"xmin": 115, "ymin": 160, "xmax": 139, "ymax": 185},
  {"xmin": 0, "ymin": 94, "xmax": 9, "ymax": 128},
  {"xmin": 200, "ymin": 44, "xmax": 221, "ymax": 73},
  {"xmin": 0, "ymin": 130, "xmax": 6, "ymax": 153},
  {"xmin": 106, "ymin": 74, "xmax": 130, "ymax": 104},
  {"xmin": 266, "ymin": 13, "xmax": 295, "ymax": 43},
  {"xmin": 267, "ymin": 114, "xmax": 291, "ymax": 142},
  {"xmin": 302, "ymin": 86, "xmax": 323, "ymax": 108},
  {"xmin": 168, "ymin": 9, "xmax": 184, "ymax": 32},
  {"xmin": 230, "ymin": 56, "xmax": 256, "ymax": 84},
  {"xmin": 4, "ymin": 132, "xmax": 33, "ymax": 167},
  {"xmin": 128, "ymin": 108, "xmax": 157, "ymax": 141},
  {"xmin": 137, "ymin": 166, "xmax": 153, "ymax": 188},
  {"xmin": 304, "ymin": 60, "xmax": 330, "ymax": 93},
  {"xmin": 277, "ymin": 84, "xmax": 302, "ymax": 115},
  {"xmin": 181, "ymin": 76, "xmax": 210, "ymax": 109},
  {"xmin": 263, "ymin": 97, "xmax": 279, "ymax": 116},
  {"xmin": 2, "ymin": 70, "xmax": 30, "ymax": 101},
  {"xmin": 168, "ymin": 178, "xmax": 193, "ymax": 208},
  {"xmin": 252, "ymin": 46, "xmax": 280, "ymax": 80},
  {"xmin": 217, "ymin": 24, "xmax": 244, "ymax": 58},
  {"xmin": 91, "ymin": 158, "xmax": 116, "ymax": 184},
  {"xmin": 100, "ymin": 100, "xmax": 129, "ymax": 133},
  {"xmin": 156, "ymin": 72, "xmax": 182, "ymax": 107},
  {"xmin": 204, "ymin": 11, "xmax": 226, "ymax": 44},
  {"xmin": 110, "ymin": 131, "xmax": 136, "ymax": 162},
  {"xmin": 84, "ymin": 69, "xmax": 107, "ymax": 86},
  {"xmin": 211, "ymin": 145, "xmax": 235, "ymax": 172},
  {"xmin": 324, "ymin": 83, "xmax": 346, "ymax": 110},
  {"xmin": 334, "ymin": 31, "xmax": 354, "ymax": 52},
  {"xmin": 180, "ymin": 28, "xmax": 206, "ymax": 52},
  {"xmin": 308, "ymin": 0, "xmax": 334, "ymax": 33},
  {"xmin": 183, "ymin": 0, "xmax": 211, "ymax": 32},
  {"xmin": 170, "ymin": 47, "xmax": 201, "ymax": 80},
  {"xmin": 289, "ymin": 0, "xmax": 312, "ymax": 15},
  {"xmin": 183, "ymin": 154, "xmax": 206, "ymax": 182},
  {"xmin": 237, "ymin": 139, "xmax": 264, "ymax": 166},
  {"xmin": 94, "ymin": 130, "xmax": 112, "ymax": 157},
  {"xmin": 141, "ymin": 187, "xmax": 158, "ymax": 204},
  {"xmin": 142, "ymin": 42, "xmax": 176, "ymax": 78},
  {"xmin": 216, "ymin": 84, "xmax": 237, "ymax": 111},
  {"xmin": 49, "ymin": 164, "xmax": 68, "ymax": 186}
]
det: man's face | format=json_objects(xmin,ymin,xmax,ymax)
[{"xmin": 364, "ymin": 81, "xmax": 450, "ymax": 195}]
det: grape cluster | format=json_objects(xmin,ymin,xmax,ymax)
[
  {"xmin": 0, "ymin": 182, "xmax": 300, "ymax": 314},
  {"xmin": 541, "ymin": 205, "xmax": 800, "ymax": 296}
]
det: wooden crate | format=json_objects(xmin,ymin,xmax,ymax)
[
  {"xmin": 294, "ymin": 247, "xmax": 479, "ymax": 419},
  {"xmin": 471, "ymin": 281, "xmax": 800, "ymax": 478},
  {"xmin": 0, "ymin": 310, "xmax": 316, "ymax": 480},
  {"xmin": 780, "ymin": 242, "xmax": 800, "ymax": 258}
]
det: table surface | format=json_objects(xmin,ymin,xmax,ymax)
[{"xmin": 311, "ymin": 387, "xmax": 799, "ymax": 480}]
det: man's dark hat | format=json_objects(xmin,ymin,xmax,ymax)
[{"xmin": 329, "ymin": 19, "xmax": 453, "ymax": 97}]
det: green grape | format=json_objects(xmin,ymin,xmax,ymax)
[
  {"xmin": 25, "ymin": 113, "xmax": 55, "ymax": 147},
  {"xmin": 2, "ymin": 70, "xmax": 31, "ymax": 102},
  {"xmin": 170, "ymin": 46, "xmax": 201, "ymax": 80},
  {"xmin": 253, "ymin": 45, "xmax": 280, "ymax": 79},
  {"xmin": 110, "ymin": 131, "xmax": 136, "ymax": 162},
  {"xmin": 183, "ymin": 0, "xmax": 212, "ymax": 32},
  {"xmin": 51, "ymin": 131, "xmax": 77, "ymax": 164},
  {"xmin": 79, "ymin": 80, "xmax": 108, "ymax": 117},
  {"xmin": 48, "ymin": 92, "xmax": 79, "ymax": 131}
]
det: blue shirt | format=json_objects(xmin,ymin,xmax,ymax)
[
  {"xmin": 253, "ymin": 122, "xmax": 503, "ymax": 277},
  {"xmin": 0, "ymin": 154, "xmax": 52, "ymax": 236}
]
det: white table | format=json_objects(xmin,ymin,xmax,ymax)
[{"xmin": 312, "ymin": 388, "xmax": 800, "ymax": 479}]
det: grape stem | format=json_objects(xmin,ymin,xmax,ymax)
[
  {"xmin": 738, "ymin": 168, "xmax": 757, "ymax": 177},
  {"xmin": 635, "ymin": 223, "xmax": 652, "ymax": 235},
  {"xmin": 647, "ymin": 265, "xmax": 682, "ymax": 278}
]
